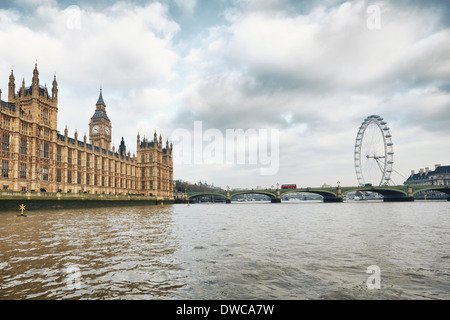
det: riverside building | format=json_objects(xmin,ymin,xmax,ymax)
[
  {"xmin": 404, "ymin": 164, "xmax": 450, "ymax": 186},
  {"xmin": 0, "ymin": 64, "xmax": 173, "ymax": 200}
]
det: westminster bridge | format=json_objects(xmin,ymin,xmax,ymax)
[{"xmin": 186, "ymin": 185, "xmax": 450, "ymax": 203}]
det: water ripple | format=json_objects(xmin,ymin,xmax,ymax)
[{"xmin": 0, "ymin": 202, "xmax": 449, "ymax": 299}]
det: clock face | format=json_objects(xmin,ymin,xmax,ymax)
[
  {"xmin": 93, "ymin": 125, "xmax": 99, "ymax": 134},
  {"xmin": 105, "ymin": 126, "xmax": 110, "ymax": 135}
]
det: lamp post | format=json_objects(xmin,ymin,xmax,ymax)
[
  {"xmin": 274, "ymin": 183, "xmax": 280, "ymax": 203},
  {"xmin": 337, "ymin": 181, "xmax": 342, "ymax": 199}
]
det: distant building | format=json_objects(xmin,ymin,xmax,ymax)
[{"xmin": 404, "ymin": 164, "xmax": 450, "ymax": 186}]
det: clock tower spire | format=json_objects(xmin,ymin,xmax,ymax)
[{"xmin": 89, "ymin": 87, "xmax": 112, "ymax": 150}]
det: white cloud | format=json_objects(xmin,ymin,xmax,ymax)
[{"xmin": 0, "ymin": 2, "xmax": 179, "ymax": 84}]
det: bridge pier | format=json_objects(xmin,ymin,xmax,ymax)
[
  {"xmin": 271, "ymin": 198, "xmax": 281, "ymax": 203},
  {"xmin": 226, "ymin": 199, "xmax": 231, "ymax": 204}
]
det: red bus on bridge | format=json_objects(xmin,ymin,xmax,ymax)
[{"xmin": 281, "ymin": 184, "xmax": 297, "ymax": 189}]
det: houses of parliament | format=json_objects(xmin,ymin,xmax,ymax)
[{"xmin": 0, "ymin": 64, "xmax": 174, "ymax": 200}]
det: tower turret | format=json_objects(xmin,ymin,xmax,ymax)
[
  {"xmin": 21, "ymin": 78, "xmax": 25, "ymax": 96},
  {"xmin": 32, "ymin": 63, "xmax": 39, "ymax": 96},
  {"xmin": 52, "ymin": 74, "xmax": 58, "ymax": 105},
  {"xmin": 8, "ymin": 69, "xmax": 15, "ymax": 102},
  {"xmin": 119, "ymin": 137, "xmax": 126, "ymax": 156}
]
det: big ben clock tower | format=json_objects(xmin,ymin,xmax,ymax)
[{"xmin": 89, "ymin": 88, "xmax": 112, "ymax": 150}]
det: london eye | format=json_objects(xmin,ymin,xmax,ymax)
[{"xmin": 354, "ymin": 115, "xmax": 394, "ymax": 186}]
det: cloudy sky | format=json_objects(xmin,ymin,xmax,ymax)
[{"xmin": 0, "ymin": 0, "xmax": 449, "ymax": 189}]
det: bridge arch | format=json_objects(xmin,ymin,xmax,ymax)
[
  {"xmin": 342, "ymin": 187, "xmax": 409, "ymax": 201},
  {"xmin": 280, "ymin": 189, "xmax": 339, "ymax": 201},
  {"xmin": 230, "ymin": 191, "xmax": 276, "ymax": 200},
  {"xmin": 187, "ymin": 192, "xmax": 227, "ymax": 201},
  {"xmin": 411, "ymin": 186, "xmax": 450, "ymax": 196}
]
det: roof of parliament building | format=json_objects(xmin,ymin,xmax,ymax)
[
  {"xmin": 90, "ymin": 108, "xmax": 110, "ymax": 121},
  {"xmin": 0, "ymin": 100, "xmax": 15, "ymax": 111},
  {"xmin": 18, "ymin": 85, "xmax": 49, "ymax": 98}
]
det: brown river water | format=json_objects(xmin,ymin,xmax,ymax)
[{"xmin": 0, "ymin": 201, "xmax": 449, "ymax": 299}]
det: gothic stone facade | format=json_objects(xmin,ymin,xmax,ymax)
[{"xmin": 0, "ymin": 64, "xmax": 173, "ymax": 199}]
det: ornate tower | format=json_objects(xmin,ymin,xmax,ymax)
[
  {"xmin": 119, "ymin": 137, "xmax": 126, "ymax": 156},
  {"xmin": 89, "ymin": 88, "xmax": 112, "ymax": 150},
  {"xmin": 52, "ymin": 75, "xmax": 58, "ymax": 105},
  {"xmin": 32, "ymin": 63, "xmax": 39, "ymax": 95},
  {"xmin": 8, "ymin": 69, "xmax": 15, "ymax": 102},
  {"xmin": 10, "ymin": 64, "xmax": 59, "ymax": 131}
]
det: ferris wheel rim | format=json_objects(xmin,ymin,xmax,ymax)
[{"xmin": 354, "ymin": 115, "xmax": 394, "ymax": 186}]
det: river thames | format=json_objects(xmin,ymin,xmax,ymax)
[{"xmin": 0, "ymin": 201, "xmax": 449, "ymax": 300}]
